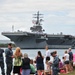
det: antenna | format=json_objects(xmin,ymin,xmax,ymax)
[
  {"xmin": 12, "ymin": 25, "xmax": 14, "ymax": 32},
  {"xmin": 32, "ymin": 11, "xmax": 43, "ymax": 26},
  {"xmin": 30, "ymin": 11, "xmax": 44, "ymax": 32}
]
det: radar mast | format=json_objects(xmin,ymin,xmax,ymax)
[{"xmin": 30, "ymin": 11, "xmax": 44, "ymax": 32}]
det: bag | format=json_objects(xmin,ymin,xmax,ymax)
[{"xmin": 20, "ymin": 68, "xmax": 22, "ymax": 74}]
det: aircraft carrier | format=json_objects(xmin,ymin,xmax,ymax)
[{"xmin": 2, "ymin": 11, "xmax": 75, "ymax": 49}]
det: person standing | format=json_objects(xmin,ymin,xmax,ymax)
[
  {"xmin": 35, "ymin": 51, "xmax": 44, "ymax": 75},
  {"xmin": 45, "ymin": 46, "xmax": 50, "ymax": 58},
  {"xmin": 13, "ymin": 47, "xmax": 23, "ymax": 75},
  {"xmin": 64, "ymin": 50, "xmax": 70, "ymax": 73},
  {"xmin": 45, "ymin": 46, "xmax": 50, "ymax": 64},
  {"xmin": 5, "ymin": 43, "xmax": 13, "ymax": 75},
  {"xmin": 68, "ymin": 48, "xmax": 73, "ymax": 71},
  {"xmin": 0, "ymin": 48, "xmax": 5, "ymax": 75},
  {"xmin": 68, "ymin": 48, "xmax": 73, "ymax": 62},
  {"xmin": 22, "ymin": 53, "xmax": 30, "ymax": 75},
  {"xmin": 51, "ymin": 51, "xmax": 59, "ymax": 75},
  {"xmin": 73, "ymin": 53, "xmax": 75, "ymax": 66}
]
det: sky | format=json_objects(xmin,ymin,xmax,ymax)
[{"xmin": 0, "ymin": 0, "xmax": 75, "ymax": 40}]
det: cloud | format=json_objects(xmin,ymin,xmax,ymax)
[
  {"xmin": 0, "ymin": 0, "xmax": 75, "ymax": 40},
  {"xmin": 0, "ymin": 0, "xmax": 75, "ymax": 13}
]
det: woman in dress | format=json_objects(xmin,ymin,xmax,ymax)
[
  {"xmin": 13, "ymin": 47, "xmax": 23, "ymax": 75},
  {"xmin": 35, "ymin": 51, "xmax": 44, "ymax": 75}
]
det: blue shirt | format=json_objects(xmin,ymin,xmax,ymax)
[{"xmin": 52, "ymin": 56, "xmax": 59, "ymax": 68}]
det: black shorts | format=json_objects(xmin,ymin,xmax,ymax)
[
  {"xmin": 64, "ymin": 61, "xmax": 69, "ymax": 64},
  {"xmin": 13, "ymin": 66, "xmax": 21, "ymax": 74},
  {"xmin": 37, "ymin": 64, "xmax": 44, "ymax": 70}
]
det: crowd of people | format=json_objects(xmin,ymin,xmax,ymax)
[{"xmin": 0, "ymin": 43, "xmax": 75, "ymax": 75}]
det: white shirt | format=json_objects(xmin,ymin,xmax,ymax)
[
  {"xmin": 46, "ymin": 50, "xmax": 50, "ymax": 57},
  {"xmin": 44, "ymin": 61, "xmax": 51, "ymax": 72},
  {"xmin": 64, "ymin": 53, "xmax": 69, "ymax": 61}
]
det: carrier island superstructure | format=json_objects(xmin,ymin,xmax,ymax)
[{"xmin": 2, "ymin": 11, "xmax": 75, "ymax": 49}]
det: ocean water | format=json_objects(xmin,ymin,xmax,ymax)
[
  {"xmin": 1, "ymin": 48, "xmax": 75, "ymax": 75},
  {"xmin": 15, "ymin": 48, "xmax": 75, "ymax": 60}
]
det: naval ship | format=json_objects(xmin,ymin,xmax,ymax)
[{"xmin": 2, "ymin": 11, "xmax": 75, "ymax": 49}]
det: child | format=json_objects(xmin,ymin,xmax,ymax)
[
  {"xmin": 44, "ymin": 56, "xmax": 52, "ymax": 75},
  {"xmin": 30, "ymin": 59, "xmax": 36, "ymax": 75}
]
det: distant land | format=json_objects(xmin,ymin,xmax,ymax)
[
  {"xmin": 0, "ymin": 40, "xmax": 15, "ymax": 47},
  {"xmin": 0, "ymin": 40, "xmax": 14, "ymax": 44}
]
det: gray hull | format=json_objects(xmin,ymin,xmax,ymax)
[{"xmin": 2, "ymin": 32, "xmax": 75, "ymax": 49}]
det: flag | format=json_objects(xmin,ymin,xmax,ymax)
[{"xmin": 32, "ymin": 20, "xmax": 36, "ymax": 24}]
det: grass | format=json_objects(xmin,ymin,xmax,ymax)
[{"xmin": 60, "ymin": 68, "xmax": 75, "ymax": 75}]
